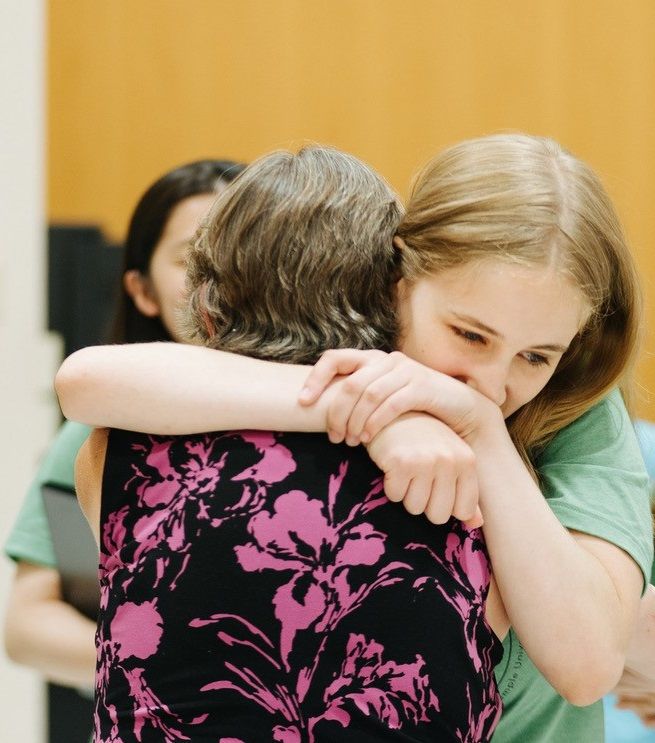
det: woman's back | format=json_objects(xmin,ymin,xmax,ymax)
[{"xmin": 96, "ymin": 428, "xmax": 501, "ymax": 742}]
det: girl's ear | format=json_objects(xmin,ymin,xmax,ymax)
[
  {"xmin": 395, "ymin": 276, "xmax": 409, "ymax": 301},
  {"xmin": 392, "ymin": 235, "xmax": 407, "ymax": 251},
  {"xmin": 123, "ymin": 270, "xmax": 160, "ymax": 318}
]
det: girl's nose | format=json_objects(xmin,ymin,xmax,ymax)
[{"xmin": 456, "ymin": 366, "xmax": 508, "ymax": 408}]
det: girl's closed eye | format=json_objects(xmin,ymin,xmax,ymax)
[
  {"xmin": 452, "ymin": 326, "xmax": 487, "ymax": 345},
  {"xmin": 523, "ymin": 351, "xmax": 550, "ymax": 367}
]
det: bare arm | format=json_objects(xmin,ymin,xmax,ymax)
[
  {"xmin": 468, "ymin": 417, "xmax": 642, "ymax": 705},
  {"xmin": 4, "ymin": 562, "xmax": 96, "ymax": 689},
  {"xmin": 56, "ymin": 344, "xmax": 327, "ymax": 434}
]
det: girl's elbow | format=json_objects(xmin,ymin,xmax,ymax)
[
  {"xmin": 555, "ymin": 654, "xmax": 625, "ymax": 707},
  {"xmin": 54, "ymin": 349, "xmax": 94, "ymax": 418}
]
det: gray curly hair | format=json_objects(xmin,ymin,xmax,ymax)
[{"xmin": 183, "ymin": 145, "xmax": 403, "ymax": 363}]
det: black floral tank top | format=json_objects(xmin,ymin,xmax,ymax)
[{"xmin": 95, "ymin": 428, "xmax": 502, "ymax": 742}]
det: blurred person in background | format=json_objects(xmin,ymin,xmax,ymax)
[{"xmin": 3, "ymin": 158, "xmax": 245, "ymax": 701}]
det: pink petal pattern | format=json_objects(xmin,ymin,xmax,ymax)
[{"xmin": 96, "ymin": 430, "xmax": 501, "ymax": 742}]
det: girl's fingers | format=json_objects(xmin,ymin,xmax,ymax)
[
  {"xmin": 451, "ymin": 463, "xmax": 480, "ymax": 523},
  {"xmin": 299, "ymin": 349, "xmax": 385, "ymax": 405},
  {"xmin": 360, "ymin": 387, "xmax": 418, "ymax": 443},
  {"xmin": 423, "ymin": 472, "xmax": 457, "ymax": 525},
  {"xmin": 403, "ymin": 475, "xmax": 437, "ymax": 517},
  {"xmin": 344, "ymin": 372, "xmax": 412, "ymax": 442},
  {"xmin": 326, "ymin": 358, "xmax": 397, "ymax": 443},
  {"xmin": 383, "ymin": 470, "xmax": 411, "ymax": 504},
  {"xmin": 463, "ymin": 506, "xmax": 484, "ymax": 530}
]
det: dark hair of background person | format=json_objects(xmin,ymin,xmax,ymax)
[{"xmin": 111, "ymin": 159, "xmax": 246, "ymax": 343}]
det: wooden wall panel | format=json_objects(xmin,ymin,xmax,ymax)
[{"xmin": 48, "ymin": 0, "xmax": 655, "ymax": 414}]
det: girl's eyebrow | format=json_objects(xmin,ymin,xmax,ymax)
[
  {"xmin": 451, "ymin": 312, "xmax": 500, "ymax": 338},
  {"xmin": 531, "ymin": 343, "xmax": 569, "ymax": 353},
  {"xmin": 451, "ymin": 312, "xmax": 569, "ymax": 353}
]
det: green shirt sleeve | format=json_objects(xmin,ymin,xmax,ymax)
[
  {"xmin": 4, "ymin": 421, "xmax": 91, "ymax": 567},
  {"xmin": 536, "ymin": 389, "xmax": 654, "ymax": 591}
]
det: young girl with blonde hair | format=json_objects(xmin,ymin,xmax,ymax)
[
  {"xmin": 59, "ymin": 135, "xmax": 654, "ymax": 742},
  {"xmin": 73, "ymin": 146, "xmax": 504, "ymax": 742}
]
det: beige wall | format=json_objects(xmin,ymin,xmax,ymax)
[
  {"xmin": 2, "ymin": 1, "xmax": 61, "ymax": 741},
  {"xmin": 48, "ymin": 0, "xmax": 655, "ymax": 413}
]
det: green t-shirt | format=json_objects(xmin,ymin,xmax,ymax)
[
  {"xmin": 5, "ymin": 420, "xmax": 91, "ymax": 567},
  {"xmin": 491, "ymin": 390, "xmax": 654, "ymax": 743}
]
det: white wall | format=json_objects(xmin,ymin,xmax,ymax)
[{"xmin": 0, "ymin": 1, "xmax": 62, "ymax": 740}]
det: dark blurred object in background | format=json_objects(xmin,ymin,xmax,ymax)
[
  {"xmin": 47, "ymin": 225, "xmax": 121, "ymax": 743},
  {"xmin": 48, "ymin": 225, "xmax": 122, "ymax": 357}
]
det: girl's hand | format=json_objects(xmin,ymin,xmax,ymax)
[
  {"xmin": 366, "ymin": 412, "xmax": 483, "ymax": 528},
  {"xmin": 300, "ymin": 349, "xmax": 485, "ymax": 445}
]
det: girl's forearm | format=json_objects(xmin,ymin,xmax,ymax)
[
  {"xmin": 471, "ymin": 424, "xmax": 642, "ymax": 704},
  {"xmin": 56, "ymin": 344, "xmax": 330, "ymax": 434}
]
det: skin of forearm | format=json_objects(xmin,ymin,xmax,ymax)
[
  {"xmin": 5, "ymin": 565, "xmax": 96, "ymax": 689},
  {"xmin": 56, "ymin": 344, "xmax": 328, "ymax": 434},
  {"xmin": 470, "ymin": 425, "xmax": 640, "ymax": 705},
  {"xmin": 624, "ymin": 585, "xmax": 655, "ymax": 681}
]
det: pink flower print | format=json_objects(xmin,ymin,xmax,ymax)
[
  {"xmin": 316, "ymin": 633, "xmax": 439, "ymax": 732},
  {"xmin": 234, "ymin": 488, "xmax": 394, "ymax": 666},
  {"xmin": 128, "ymin": 435, "xmax": 229, "ymax": 511},
  {"xmin": 102, "ymin": 504, "xmax": 129, "ymax": 552},
  {"xmin": 409, "ymin": 529, "xmax": 492, "ymax": 674},
  {"xmin": 193, "ymin": 622, "xmax": 439, "ymax": 742},
  {"xmin": 111, "ymin": 599, "xmax": 163, "ymax": 661},
  {"xmin": 181, "ymin": 439, "xmax": 228, "ymax": 495},
  {"xmin": 407, "ymin": 528, "xmax": 501, "ymax": 741},
  {"xmin": 190, "ymin": 613, "xmax": 283, "ymax": 672},
  {"xmin": 95, "ymin": 611, "xmax": 209, "ymax": 743},
  {"xmin": 456, "ymin": 683, "xmax": 502, "ymax": 743},
  {"xmin": 209, "ymin": 432, "xmax": 298, "ymax": 527},
  {"xmin": 128, "ymin": 439, "xmax": 182, "ymax": 508},
  {"xmin": 192, "ymin": 614, "xmax": 304, "ymax": 730},
  {"xmin": 100, "ymin": 505, "xmax": 130, "ymax": 572},
  {"xmin": 232, "ymin": 432, "xmax": 297, "ymax": 485},
  {"xmin": 115, "ymin": 435, "xmax": 233, "ymax": 591},
  {"xmin": 444, "ymin": 529, "xmax": 490, "ymax": 599},
  {"xmin": 123, "ymin": 666, "xmax": 208, "ymax": 741},
  {"xmin": 272, "ymin": 727, "xmax": 302, "ymax": 742}
]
